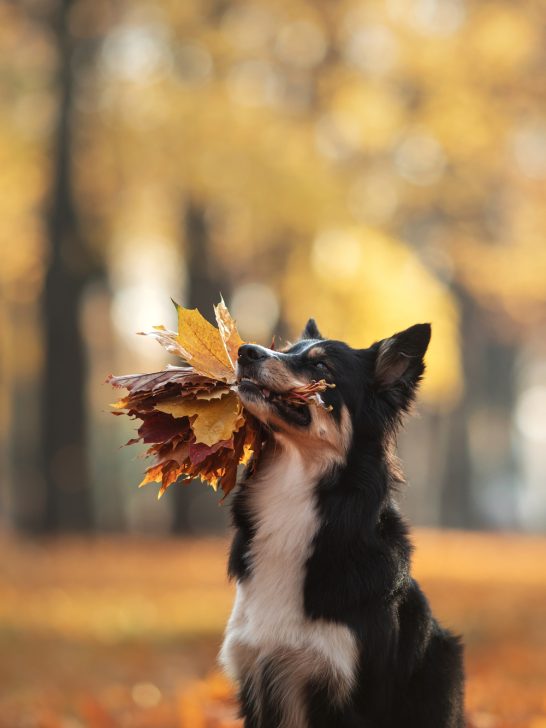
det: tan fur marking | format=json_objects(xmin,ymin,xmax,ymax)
[
  {"xmin": 306, "ymin": 346, "xmax": 327, "ymax": 359},
  {"xmin": 308, "ymin": 403, "xmax": 352, "ymax": 457},
  {"xmin": 256, "ymin": 358, "xmax": 307, "ymax": 392}
]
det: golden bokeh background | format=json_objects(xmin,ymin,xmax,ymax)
[{"xmin": 0, "ymin": 0, "xmax": 545, "ymax": 725}]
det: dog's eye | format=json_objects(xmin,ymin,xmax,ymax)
[{"xmin": 314, "ymin": 361, "xmax": 329, "ymax": 373}]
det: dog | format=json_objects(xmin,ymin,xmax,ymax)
[{"xmin": 219, "ymin": 319, "xmax": 465, "ymax": 728}]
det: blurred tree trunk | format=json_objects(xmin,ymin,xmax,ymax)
[
  {"xmin": 440, "ymin": 287, "xmax": 518, "ymax": 528},
  {"xmin": 439, "ymin": 288, "xmax": 478, "ymax": 527},
  {"xmin": 171, "ymin": 198, "xmax": 226, "ymax": 534},
  {"xmin": 38, "ymin": 0, "xmax": 93, "ymax": 532},
  {"xmin": 184, "ymin": 199, "xmax": 225, "ymax": 323},
  {"xmin": 481, "ymin": 337, "xmax": 519, "ymax": 526}
]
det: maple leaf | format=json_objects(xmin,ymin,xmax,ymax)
[
  {"xmin": 214, "ymin": 297, "xmax": 245, "ymax": 368},
  {"xmin": 282, "ymin": 380, "xmax": 336, "ymax": 409},
  {"xmin": 108, "ymin": 367, "xmax": 212, "ymax": 394},
  {"xmin": 136, "ymin": 411, "xmax": 191, "ymax": 444},
  {"xmin": 174, "ymin": 302, "xmax": 235, "ymax": 382},
  {"xmin": 189, "ymin": 438, "xmax": 233, "ymax": 466},
  {"xmin": 137, "ymin": 325, "xmax": 189, "ymax": 360},
  {"xmin": 107, "ymin": 300, "xmax": 331, "ymax": 498},
  {"xmin": 155, "ymin": 392, "xmax": 244, "ymax": 447}
]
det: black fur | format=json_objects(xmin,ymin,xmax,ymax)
[{"xmin": 228, "ymin": 322, "xmax": 465, "ymax": 727}]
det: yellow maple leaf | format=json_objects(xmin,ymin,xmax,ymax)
[
  {"xmin": 155, "ymin": 391, "xmax": 244, "ymax": 447},
  {"xmin": 174, "ymin": 302, "xmax": 236, "ymax": 382}
]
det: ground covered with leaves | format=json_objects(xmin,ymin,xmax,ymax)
[{"xmin": 0, "ymin": 531, "xmax": 544, "ymax": 728}]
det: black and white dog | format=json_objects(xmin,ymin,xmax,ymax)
[{"xmin": 220, "ymin": 320, "xmax": 464, "ymax": 728}]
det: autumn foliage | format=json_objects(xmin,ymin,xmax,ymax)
[{"xmin": 108, "ymin": 300, "xmax": 329, "ymax": 497}]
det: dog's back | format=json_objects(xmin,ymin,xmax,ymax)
[{"xmin": 220, "ymin": 320, "xmax": 465, "ymax": 728}]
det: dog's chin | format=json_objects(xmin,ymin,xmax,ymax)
[
  {"xmin": 237, "ymin": 379, "xmax": 312, "ymax": 431},
  {"xmin": 236, "ymin": 380, "xmax": 271, "ymax": 421}
]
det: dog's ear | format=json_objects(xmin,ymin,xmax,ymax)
[
  {"xmin": 375, "ymin": 323, "xmax": 431, "ymax": 389},
  {"xmin": 300, "ymin": 318, "xmax": 323, "ymax": 340}
]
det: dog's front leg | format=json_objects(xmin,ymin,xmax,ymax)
[{"xmin": 219, "ymin": 586, "xmax": 263, "ymax": 725}]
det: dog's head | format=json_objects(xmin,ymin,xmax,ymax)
[{"xmin": 236, "ymin": 319, "xmax": 431, "ymax": 457}]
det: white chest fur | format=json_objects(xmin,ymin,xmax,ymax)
[{"xmin": 219, "ymin": 444, "xmax": 358, "ymax": 727}]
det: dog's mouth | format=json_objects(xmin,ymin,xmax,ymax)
[
  {"xmin": 237, "ymin": 377, "xmax": 286, "ymax": 402},
  {"xmin": 236, "ymin": 376, "xmax": 313, "ymax": 429}
]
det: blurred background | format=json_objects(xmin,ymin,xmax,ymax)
[{"xmin": 0, "ymin": 0, "xmax": 545, "ymax": 726}]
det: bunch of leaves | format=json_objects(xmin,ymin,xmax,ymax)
[{"xmin": 108, "ymin": 300, "xmax": 330, "ymax": 498}]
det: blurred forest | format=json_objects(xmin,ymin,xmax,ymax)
[
  {"xmin": 1, "ymin": 0, "xmax": 546, "ymax": 536},
  {"xmin": 1, "ymin": 2, "xmax": 546, "ymax": 726}
]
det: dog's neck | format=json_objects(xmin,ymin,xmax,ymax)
[
  {"xmin": 247, "ymin": 436, "xmax": 334, "ymax": 502},
  {"xmin": 255, "ymin": 424, "xmax": 404, "ymax": 492}
]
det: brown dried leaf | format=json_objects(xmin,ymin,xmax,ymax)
[
  {"xmin": 280, "ymin": 379, "xmax": 335, "ymax": 409},
  {"xmin": 194, "ymin": 386, "xmax": 232, "ymax": 401},
  {"xmin": 107, "ymin": 368, "xmax": 211, "ymax": 394},
  {"xmin": 137, "ymin": 325, "xmax": 190, "ymax": 360},
  {"xmin": 214, "ymin": 297, "xmax": 245, "ymax": 368}
]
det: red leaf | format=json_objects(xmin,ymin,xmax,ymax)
[
  {"xmin": 189, "ymin": 438, "xmax": 233, "ymax": 466},
  {"xmin": 137, "ymin": 412, "xmax": 191, "ymax": 443}
]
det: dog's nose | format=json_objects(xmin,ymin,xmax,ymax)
[{"xmin": 238, "ymin": 344, "xmax": 267, "ymax": 363}]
